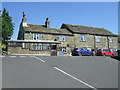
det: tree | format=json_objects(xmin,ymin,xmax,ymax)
[
  {"xmin": 1, "ymin": 8, "xmax": 14, "ymax": 52},
  {"xmin": 2, "ymin": 8, "xmax": 14, "ymax": 42}
]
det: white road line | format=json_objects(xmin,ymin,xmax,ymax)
[
  {"xmin": 9, "ymin": 56, "xmax": 16, "ymax": 57},
  {"xmin": 54, "ymin": 67, "xmax": 98, "ymax": 90},
  {"xmin": 29, "ymin": 56, "xmax": 35, "ymax": 57},
  {"xmin": 19, "ymin": 56, "xmax": 26, "ymax": 57},
  {"xmin": 0, "ymin": 56, "xmax": 5, "ymax": 57},
  {"xmin": 33, "ymin": 56, "xmax": 45, "ymax": 63}
]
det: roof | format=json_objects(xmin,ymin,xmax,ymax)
[
  {"xmin": 61, "ymin": 24, "xmax": 116, "ymax": 36},
  {"xmin": 24, "ymin": 24, "xmax": 73, "ymax": 36}
]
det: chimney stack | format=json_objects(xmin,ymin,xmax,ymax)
[
  {"xmin": 45, "ymin": 18, "xmax": 50, "ymax": 28},
  {"xmin": 22, "ymin": 12, "xmax": 28, "ymax": 27}
]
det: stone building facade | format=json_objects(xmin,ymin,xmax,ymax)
[
  {"xmin": 61, "ymin": 24, "xmax": 118, "ymax": 52},
  {"xmin": 7, "ymin": 12, "xmax": 118, "ymax": 56}
]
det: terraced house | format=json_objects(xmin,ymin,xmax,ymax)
[{"xmin": 7, "ymin": 12, "xmax": 118, "ymax": 56}]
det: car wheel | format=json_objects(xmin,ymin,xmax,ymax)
[
  {"xmin": 79, "ymin": 53, "xmax": 82, "ymax": 56},
  {"xmin": 103, "ymin": 54, "xmax": 106, "ymax": 56},
  {"xmin": 112, "ymin": 54, "xmax": 114, "ymax": 56}
]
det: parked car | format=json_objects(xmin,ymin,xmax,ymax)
[
  {"xmin": 110, "ymin": 48, "xmax": 118, "ymax": 56},
  {"xmin": 72, "ymin": 48, "xmax": 93, "ymax": 56},
  {"xmin": 96, "ymin": 49, "xmax": 115, "ymax": 56}
]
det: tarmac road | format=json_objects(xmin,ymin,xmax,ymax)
[{"xmin": 2, "ymin": 55, "xmax": 118, "ymax": 89}]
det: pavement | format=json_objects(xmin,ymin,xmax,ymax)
[{"xmin": 1, "ymin": 55, "xmax": 119, "ymax": 89}]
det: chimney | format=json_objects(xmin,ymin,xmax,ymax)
[
  {"xmin": 45, "ymin": 18, "xmax": 50, "ymax": 28},
  {"xmin": 22, "ymin": 12, "xmax": 28, "ymax": 27}
]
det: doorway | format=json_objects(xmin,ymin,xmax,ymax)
[{"xmin": 51, "ymin": 45, "xmax": 57, "ymax": 56}]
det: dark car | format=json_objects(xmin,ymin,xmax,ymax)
[
  {"xmin": 96, "ymin": 49, "xmax": 115, "ymax": 56},
  {"xmin": 72, "ymin": 48, "xmax": 93, "ymax": 56}
]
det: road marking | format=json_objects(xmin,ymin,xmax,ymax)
[
  {"xmin": 19, "ymin": 56, "xmax": 26, "ymax": 57},
  {"xmin": 29, "ymin": 56, "xmax": 35, "ymax": 57},
  {"xmin": 0, "ymin": 56, "xmax": 5, "ymax": 57},
  {"xmin": 54, "ymin": 67, "xmax": 98, "ymax": 90},
  {"xmin": 9, "ymin": 56, "xmax": 16, "ymax": 58},
  {"xmin": 33, "ymin": 56, "xmax": 45, "ymax": 63}
]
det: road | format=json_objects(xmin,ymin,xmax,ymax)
[{"xmin": 1, "ymin": 55, "xmax": 119, "ymax": 89}]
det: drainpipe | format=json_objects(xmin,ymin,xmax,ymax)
[
  {"xmin": 107, "ymin": 36, "xmax": 110, "ymax": 50},
  {"xmin": 93, "ymin": 35, "xmax": 96, "ymax": 54}
]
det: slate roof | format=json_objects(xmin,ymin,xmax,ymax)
[
  {"xmin": 24, "ymin": 24, "xmax": 73, "ymax": 36},
  {"xmin": 61, "ymin": 24, "xmax": 116, "ymax": 36}
]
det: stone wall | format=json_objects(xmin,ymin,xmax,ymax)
[
  {"xmin": 23, "ymin": 32, "xmax": 118, "ymax": 56},
  {"xmin": 24, "ymin": 33, "xmax": 33, "ymax": 40},
  {"xmin": 109, "ymin": 37, "xmax": 118, "ymax": 49},
  {"xmin": 8, "ymin": 46, "xmax": 62, "ymax": 56},
  {"xmin": 72, "ymin": 34, "xmax": 118, "ymax": 50},
  {"xmin": 118, "ymin": 43, "xmax": 120, "ymax": 50},
  {"xmin": 95, "ymin": 36, "xmax": 108, "ymax": 49},
  {"xmin": 24, "ymin": 33, "xmax": 73, "ymax": 47},
  {"xmin": 72, "ymin": 34, "xmax": 94, "ymax": 48}
]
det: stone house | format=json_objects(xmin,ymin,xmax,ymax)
[
  {"xmin": 118, "ymin": 35, "xmax": 120, "ymax": 50},
  {"xmin": 7, "ymin": 12, "xmax": 118, "ymax": 56},
  {"xmin": 8, "ymin": 12, "xmax": 74, "ymax": 56},
  {"xmin": 61, "ymin": 24, "xmax": 118, "ymax": 52}
]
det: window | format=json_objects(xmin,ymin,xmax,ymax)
[
  {"xmin": 108, "ymin": 37, "xmax": 112, "ymax": 42},
  {"xmin": 22, "ymin": 43, "xmax": 29, "ymax": 49},
  {"xmin": 80, "ymin": 35, "xmax": 86, "ymax": 41},
  {"xmin": 61, "ymin": 47, "xmax": 67, "ymax": 53},
  {"xmin": 95, "ymin": 36, "xmax": 100, "ymax": 42},
  {"xmin": 60, "ymin": 35, "xmax": 66, "ymax": 41},
  {"xmin": 33, "ymin": 33, "xmax": 42, "ymax": 40},
  {"xmin": 22, "ymin": 43, "xmax": 25, "ymax": 48},
  {"xmin": 30, "ymin": 43, "xmax": 51, "ymax": 50},
  {"xmin": 34, "ymin": 34, "xmax": 37, "ymax": 40}
]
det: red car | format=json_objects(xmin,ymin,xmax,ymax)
[{"xmin": 96, "ymin": 49, "xmax": 115, "ymax": 56}]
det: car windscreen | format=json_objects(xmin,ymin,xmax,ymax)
[{"xmin": 103, "ymin": 49, "xmax": 110, "ymax": 52}]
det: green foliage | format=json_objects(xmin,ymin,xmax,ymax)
[{"xmin": 2, "ymin": 8, "xmax": 14, "ymax": 41}]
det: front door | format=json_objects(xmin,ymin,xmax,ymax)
[{"xmin": 51, "ymin": 45, "xmax": 57, "ymax": 56}]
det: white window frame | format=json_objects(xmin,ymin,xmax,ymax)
[
  {"xmin": 22, "ymin": 43, "xmax": 25, "ymax": 48},
  {"xmin": 80, "ymin": 35, "xmax": 86, "ymax": 41},
  {"xmin": 60, "ymin": 35, "xmax": 66, "ymax": 41},
  {"xmin": 108, "ymin": 37, "xmax": 112, "ymax": 42},
  {"xmin": 33, "ymin": 33, "xmax": 42, "ymax": 40},
  {"xmin": 95, "ymin": 36, "xmax": 100, "ymax": 42},
  {"xmin": 61, "ymin": 47, "xmax": 67, "ymax": 53}
]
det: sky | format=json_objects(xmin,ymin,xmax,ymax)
[{"xmin": 2, "ymin": 2, "xmax": 118, "ymax": 40}]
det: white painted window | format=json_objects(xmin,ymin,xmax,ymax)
[
  {"xmin": 108, "ymin": 37, "xmax": 112, "ymax": 42},
  {"xmin": 95, "ymin": 36, "xmax": 100, "ymax": 42},
  {"xmin": 31, "ymin": 43, "xmax": 51, "ymax": 50},
  {"xmin": 60, "ymin": 35, "xmax": 66, "ymax": 41},
  {"xmin": 33, "ymin": 33, "xmax": 42, "ymax": 40},
  {"xmin": 22, "ymin": 43, "xmax": 25, "ymax": 48},
  {"xmin": 80, "ymin": 35, "xmax": 86, "ymax": 41},
  {"xmin": 61, "ymin": 47, "xmax": 67, "ymax": 53}
]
